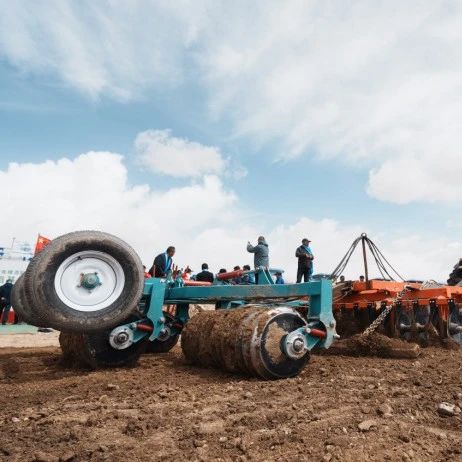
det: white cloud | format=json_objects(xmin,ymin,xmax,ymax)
[
  {"xmin": 198, "ymin": 2, "xmax": 462, "ymax": 203},
  {"xmin": 0, "ymin": 1, "xmax": 211, "ymax": 100},
  {"xmin": 2, "ymin": 2, "xmax": 462, "ymax": 202},
  {"xmin": 0, "ymin": 151, "xmax": 237, "ymax": 267},
  {"xmin": 135, "ymin": 129, "xmax": 226, "ymax": 178},
  {"xmin": 0, "ymin": 149, "xmax": 459, "ymax": 282}
]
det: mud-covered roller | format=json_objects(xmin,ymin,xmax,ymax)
[{"xmin": 181, "ymin": 306, "xmax": 312, "ymax": 379}]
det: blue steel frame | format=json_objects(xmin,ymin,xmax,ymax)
[{"xmin": 120, "ymin": 268, "xmax": 337, "ymax": 352}]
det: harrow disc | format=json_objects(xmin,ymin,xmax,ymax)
[
  {"xmin": 334, "ymin": 308, "xmax": 363, "ymax": 337},
  {"xmin": 449, "ymin": 305, "xmax": 462, "ymax": 344},
  {"xmin": 181, "ymin": 306, "xmax": 310, "ymax": 380},
  {"xmin": 397, "ymin": 307, "xmax": 414, "ymax": 342}
]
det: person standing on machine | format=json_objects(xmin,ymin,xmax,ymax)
[
  {"xmin": 149, "ymin": 246, "xmax": 175, "ymax": 278},
  {"xmin": 247, "ymin": 236, "xmax": 269, "ymax": 284},
  {"xmin": 295, "ymin": 238, "xmax": 314, "ymax": 283}
]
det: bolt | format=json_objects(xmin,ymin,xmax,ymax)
[
  {"xmin": 329, "ymin": 320, "xmax": 336, "ymax": 327},
  {"xmin": 292, "ymin": 338, "xmax": 304, "ymax": 352}
]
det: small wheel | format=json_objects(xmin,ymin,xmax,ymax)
[
  {"xmin": 24, "ymin": 231, "xmax": 144, "ymax": 332},
  {"xmin": 146, "ymin": 333, "xmax": 179, "ymax": 353},
  {"xmin": 59, "ymin": 317, "xmax": 149, "ymax": 368},
  {"xmin": 145, "ymin": 313, "xmax": 181, "ymax": 353}
]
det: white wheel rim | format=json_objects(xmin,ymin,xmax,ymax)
[{"xmin": 54, "ymin": 250, "xmax": 125, "ymax": 312}]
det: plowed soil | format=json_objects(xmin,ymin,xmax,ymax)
[{"xmin": 1, "ymin": 343, "xmax": 462, "ymax": 462}]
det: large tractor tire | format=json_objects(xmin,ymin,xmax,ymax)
[
  {"xmin": 24, "ymin": 231, "xmax": 144, "ymax": 332},
  {"xmin": 59, "ymin": 326, "xmax": 149, "ymax": 369},
  {"xmin": 11, "ymin": 273, "xmax": 47, "ymax": 327},
  {"xmin": 11, "ymin": 274, "xmax": 28, "ymax": 322}
]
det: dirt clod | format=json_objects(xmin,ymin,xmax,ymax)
[
  {"xmin": 326, "ymin": 332, "xmax": 421, "ymax": 358},
  {"xmin": 358, "ymin": 419, "xmax": 378, "ymax": 432},
  {"xmin": 437, "ymin": 402, "xmax": 461, "ymax": 417},
  {"xmin": 34, "ymin": 451, "xmax": 59, "ymax": 462}
]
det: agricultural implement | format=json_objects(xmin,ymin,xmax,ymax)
[
  {"xmin": 11, "ymin": 231, "xmax": 337, "ymax": 379},
  {"xmin": 331, "ymin": 234, "xmax": 462, "ymax": 346}
]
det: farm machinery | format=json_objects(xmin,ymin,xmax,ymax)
[
  {"xmin": 331, "ymin": 234, "xmax": 462, "ymax": 346},
  {"xmin": 11, "ymin": 231, "xmax": 337, "ymax": 379}
]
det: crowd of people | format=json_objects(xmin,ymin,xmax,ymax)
[{"xmin": 147, "ymin": 236, "xmax": 314, "ymax": 285}]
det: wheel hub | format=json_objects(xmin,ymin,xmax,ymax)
[
  {"xmin": 80, "ymin": 272, "xmax": 101, "ymax": 290},
  {"xmin": 54, "ymin": 251, "xmax": 125, "ymax": 312},
  {"xmin": 109, "ymin": 326, "xmax": 134, "ymax": 350},
  {"xmin": 157, "ymin": 326, "xmax": 171, "ymax": 342},
  {"xmin": 284, "ymin": 331, "xmax": 308, "ymax": 359}
]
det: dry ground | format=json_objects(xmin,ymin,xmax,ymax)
[
  {"xmin": 1, "ymin": 341, "xmax": 461, "ymax": 462},
  {"xmin": 0, "ymin": 332, "xmax": 59, "ymax": 349}
]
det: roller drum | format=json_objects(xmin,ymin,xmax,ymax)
[{"xmin": 181, "ymin": 306, "xmax": 310, "ymax": 379}]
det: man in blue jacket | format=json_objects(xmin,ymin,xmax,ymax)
[
  {"xmin": 295, "ymin": 238, "xmax": 314, "ymax": 283},
  {"xmin": 149, "ymin": 246, "xmax": 175, "ymax": 278}
]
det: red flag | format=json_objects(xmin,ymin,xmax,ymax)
[{"xmin": 34, "ymin": 234, "xmax": 51, "ymax": 255}]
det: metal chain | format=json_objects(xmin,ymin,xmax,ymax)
[{"xmin": 361, "ymin": 285, "xmax": 411, "ymax": 336}]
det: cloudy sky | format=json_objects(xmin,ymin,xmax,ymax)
[{"xmin": 1, "ymin": 0, "xmax": 462, "ymax": 281}]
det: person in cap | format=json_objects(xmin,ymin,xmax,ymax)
[
  {"xmin": 196, "ymin": 263, "xmax": 214, "ymax": 283},
  {"xmin": 295, "ymin": 238, "xmax": 314, "ymax": 283},
  {"xmin": 232, "ymin": 265, "xmax": 243, "ymax": 284},
  {"xmin": 241, "ymin": 264, "xmax": 255, "ymax": 284},
  {"xmin": 274, "ymin": 271, "xmax": 285, "ymax": 285}
]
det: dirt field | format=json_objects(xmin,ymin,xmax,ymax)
[
  {"xmin": 1, "ymin": 342, "xmax": 462, "ymax": 462},
  {"xmin": 0, "ymin": 331, "xmax": 59, "ymax": 349}
]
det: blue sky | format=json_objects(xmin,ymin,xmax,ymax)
[{"xmin": 1, "ymin": 1, "xmax": 462, "ymax": 280}]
